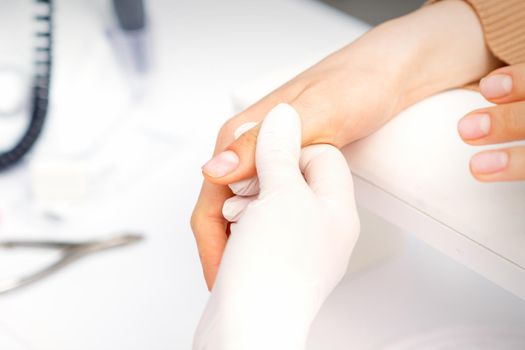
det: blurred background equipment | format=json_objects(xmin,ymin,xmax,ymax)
[
  {"xmin": 0, "ymin": 0, "xmax": 151, "ymax": 297},
  {"xmin": 113, "ymin": 0, "xmax": 146, "ymax": 31},
  {"xmin": 109, "ymin": 0, "xmax": 150, "ymax": 80},
  {"xmin": 322, "ymin": 0, "xmax": 425, "ymax": 25},
  {"xmin": 0, "ymin": 0, "xmax": 150, "ymax": 174},
  {"xmin": 112, "ymin": 0, "xmax": 149, "ymax": 73},
  {"xmin": 0, "ymin": 233, "xmax": 143, "ymax": 295},
  {"xmin": 0, "ymin": 0, "xmax": 52, "ymax": 171}
]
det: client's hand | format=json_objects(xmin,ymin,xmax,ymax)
[
  {"xmin": 458, "ymin": 63, "xmax": 525, "ymax": 181},
  {"xmin": 193, "ymin": 104, "xmax": 360, "ymax": 350}
]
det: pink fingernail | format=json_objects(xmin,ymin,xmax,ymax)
[
  {"xmin": 458, "ymin": 113, "xmax": 491, "ymax": 139},
  {"xmin": 471, "ymin": 151, "xmax": 508, "ymax": 174},
  {"xmin": 480, "ymin": 74, "xmax": 513, "ymax": 99},
  {"xmin": 202, "ymin": 150, "xmax": 239, "ymax": 178}
]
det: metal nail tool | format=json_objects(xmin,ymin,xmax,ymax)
[{"xmin": 0, "ymin": 233, "xmax": 143, "ymax": 295}]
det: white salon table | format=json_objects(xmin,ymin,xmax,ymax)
[{"xmin": 0, "ymin": 0, "xmax": 524, "ymax": 349}]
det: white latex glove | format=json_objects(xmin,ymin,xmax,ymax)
[{"xmin": 193, "ymin": 103, "xmax": 360, "ymax": 350}]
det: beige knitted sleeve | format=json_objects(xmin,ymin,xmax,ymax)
[{"xmin": 427, "ymin": 0, "xmax": 525, "ymax": 65}]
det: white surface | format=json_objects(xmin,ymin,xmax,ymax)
[
  {"xmin": 0, "ymin": 330, "xmax": 29, "ymax": 350},
  {"xmin": 308, "ymin": 209, "xmax": 525, "ymax": 349},
  {"xmin": 344, "ymin": 90, "xmax": 525, "ymax": 268},
  {"xmin": 0, "ymin": 0, "xmax": 523, "ymax": 349},
  {"xmin": 344, "ymin": 90, "xmax": 525, "ymax": 300}
]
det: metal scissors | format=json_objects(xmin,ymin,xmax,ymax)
[{"xmin": 0, "ymin": 233, "xmax": 143, "ymax": 295}]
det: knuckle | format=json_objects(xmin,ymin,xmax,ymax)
[
  {"xmin": 292, "ymin": 83, "xmax": 341, "ymax": 140},
  {"xmin": 235, "ymin": 127, "xmax": 258, "ymax": 149},
  {"xmin": 273, "ymin": 75, "xmax": 311, "ymax": 102},
  {"xmin": 294, "ymin": 83, "xmax": 332, "ymax": 113},
  {"xmin": 190, "ymin": 210, "xmax": 204, "ymax": 235},
  {"xmin": 219, "ymin": 115, "xmax": 260, "ymax": 148},
  {"xmin": 508, "ymin": 63, "xmax": 525, "ymax": 88},
  {"xmin": 499, "ymin": 104, "xmax": 524, "ymax": 136},
  {"xmin": 218, "ymin": 118, "xmax": 237, "ymax": 140}
]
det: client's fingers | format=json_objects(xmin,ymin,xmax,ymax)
[
  {"xmin": 191, "ymin": 181, "xmax": 232, "ymax": 290},
  {"xmin": 201, "ymin": 90, "xmax": 296, "ymax": 185},
  {"xmin": 470, "ymin": 146, "xmax": 525, "ymax": 182},
  {"xmin": 458, "ymin": 101, "xmax": 525, "ymax": 145},
  {"xmin": 202, "ymin": 83, "xmax": 339, "ymax": 187},
  {"xmin": 229, "ymin": 177, "xmax": 260, "ymax": 196},
  {"xmin": 480, "ymin": 63, "xmax": 525, "ymax": 103}
]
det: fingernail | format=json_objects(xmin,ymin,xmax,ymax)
[
  {"xmin": 202, "ymin": 150, "xmax": 239, "ymax": 178},
  {"xmin": 471, "ymin": 151, "xmax": 508, "ymax": 174},
  {"xmin": 458, "ymin": 113, "xmax": 491, "ymax": 139},
  {"xmin": 480, "ymin": 74, "xmax": 513, "ymax": 99},
  {"xmin": 234, "ymin": 122, "xmax": 258, "ymax": 140}
]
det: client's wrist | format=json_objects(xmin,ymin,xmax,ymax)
[{"xmin": 374, "ymin": 0, "xmax": 501, "ymax": 112}]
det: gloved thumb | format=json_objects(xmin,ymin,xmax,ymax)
[
  {"xmin": 228, "ymin": 122, "xmax": 260, "ymax": 196},
  {"xmin": 300, "ymin": 144, "xmax": 357, "ymax": 211},
  {"xmin": 256, "ymin": 103, "xmax": 303, "ymax": 192}
]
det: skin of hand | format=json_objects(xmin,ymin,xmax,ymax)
[
  {"xmin": 458, "ymin": 63, "xmax": 525, "ymax": 181},
  {"xmin": 191, "ymin": 0, "xmax": 502, "ymax": 290},
  {"xmin": 193, "ymin": 104, "xmax": 360, "ymax": 350}
]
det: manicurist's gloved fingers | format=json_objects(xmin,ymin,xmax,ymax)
[
  {"xmin": 228, "ymin": 122, "xmax": 260, "ymax": 196},
  {"xmin": 222, "ymin": 195, "xmax": 256, "ymax": 222},
  {"xmin": 255, "ymin": 103, "xmax": 303, "ymax": 193},
  {"xmin": 229, "ymin": 177, "xmax": 260, "ymax": 196},
  {"xmin": 299, "ymin": 144, "xmax": 356, "ymax": 207}
]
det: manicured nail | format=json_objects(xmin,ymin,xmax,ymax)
[
  {"xmin": 234, "ymin": 122, "xmax": 258, "ymax": 140},
  {"xmin": 202, "ymin": 150, "xmax": 239, "ymax": 178},
  {"xmin": 480, "ymin": 74, "xmax": 513, "ymax": 99},
  {"xmin": 471, "ymin": 151, "xmax": 508, "ymax": 174},
  {"xmin": 458, "ymin": 113, "xmax": 491, "ymax": 139}
]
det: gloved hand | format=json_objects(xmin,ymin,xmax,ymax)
[{"xmin": 193, "ymin": 104, "xmax": 360, "ymax": 350}]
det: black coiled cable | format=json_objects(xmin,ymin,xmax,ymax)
[{"xmin": 0, "ymin": 0, "xmax": 53, "ymax": 171}]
